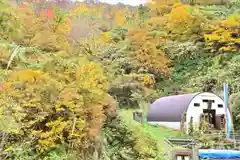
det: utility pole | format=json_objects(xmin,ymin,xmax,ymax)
[{"xmin": 224, "ymin": 82, "xmax": 230, "ymax": 138}]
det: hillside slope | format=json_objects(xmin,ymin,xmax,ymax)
[{"xmin": 0, "ymin": 0, "xmax": 240, "ymax": 159}]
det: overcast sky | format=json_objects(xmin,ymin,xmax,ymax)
[
  {"xmin": 100, "ymin": 0, "xmax": 147, "ymax": 6},
  {"xmin": 78, "ymin": 0, "xmax": 147, "ymax": 6}
]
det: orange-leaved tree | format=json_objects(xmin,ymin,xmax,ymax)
[
  {"xmin": 3, "ymin": 1, "xmax": 73, "ymax": 53},
  {"xmin": 127, "ymin": 27, "xmax": 170, "ymax": 76}
]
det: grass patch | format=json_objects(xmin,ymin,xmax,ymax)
[{"xmin": 118, "ymin": 109, "xmax": 185, "ymax": 147}]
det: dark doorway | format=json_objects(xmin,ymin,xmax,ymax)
[
  {"xmin": 203, "ymin": 109, "xmax": 216, "ymax": 127},
  {"xmin": 215, "ymin": 114, "xmax": 225, "ymax": 130}
]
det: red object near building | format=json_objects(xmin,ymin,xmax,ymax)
[
  {"xmin": 19, "ymin": 3, "xmax": 28, "ymax": 8},
  {"xmin": 39, "ymin": 8, "xmax": 56, "ymax": 20}
]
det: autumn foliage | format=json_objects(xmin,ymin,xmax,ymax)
[
  {"xmin": 166, "ymin": 3, "xmax": 205, "ymax": 40},
  {"xmin": 2, "ymin": 1, "xmax": 72, "ymax": 53},
  {"xmin": 204, "ymin": 13, "xmax": 240, "ymax": 52},
  {"xmin": 0, "ymin": 0, "xmax": 240, "ymax": 159},
  {"xmin": 0, "ymin": 60, "xmax": 115, "ymax": 154},
  {"xmin": 0, "ymin": 0, "xmax": 116, "ymax": 158},
  {"xmin": 127, "ymin": 27, "xmax": 169, "ymax": 76}
]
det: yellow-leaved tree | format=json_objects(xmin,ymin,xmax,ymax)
[
  {"xmin": 0, "ymin": 0, "xmax": 22, "ymax": 42},
  {"xmin": 146, "ymin": 0, "xmax": 176, "ymax": 16},
  {"xmin": 114, "ymin": 11, "xmax": 125, "ymax": 26},
  {"xmin": 0, "ymin": 60, "xmax": 116, "ymax": 155},
  {"xmin": 165, "ymin": 3, "xmax": 205, "ymax": 40},
  {"xmin": 204, "ymin": 13, "xmax": 240, "ymax": 52}
]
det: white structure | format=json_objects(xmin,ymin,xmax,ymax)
[{"xmin": 147, "ymin": 92, "xmax": 232, "ymax": 134}]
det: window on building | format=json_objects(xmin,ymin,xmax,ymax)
[
  {"xmin": 194, "ymin": 103, "xmax": 200, "ymax": 107},
  {"xmin": 202, "ymin": 99, "xmax": 208, "ymax": 103},
  {"xmin": 218, "ymin": 104, "xmax": 223, "ymax": 108},
  {"xmin": 177, "ymin": 156, "xmax": 183, "ymax": 160},
  {"xmin": 177, "ymin": 156, "xmax": 190, "ymax": 160},
  {"xmin": 202, "ymin": 99, "xmax": 215, "ymax": 103}
]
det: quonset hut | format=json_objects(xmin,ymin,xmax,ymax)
[{"xmin": 147, "ymin": 92, "xmax": 232, "ymax": 134}]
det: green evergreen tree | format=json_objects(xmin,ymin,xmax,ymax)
[{"xmin": 189, "ymin": 117, "xmax": 194, "ymax": 136}]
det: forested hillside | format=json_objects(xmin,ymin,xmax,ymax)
[{"xmin": 0, "ymin": 0, "xmax": 239, "ymax": 159}]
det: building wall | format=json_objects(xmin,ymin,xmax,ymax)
[
  {"xmin": 186, "ymin": 92, "xmax": 229, "ymax": 134},
  {"xmin": 148, "ymin": 122, "xmax": 181, "ymax": 130}
]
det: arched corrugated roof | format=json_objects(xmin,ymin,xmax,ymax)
[{"xmin": 147, "ymin": 93, "xmax": 199, "ymax": 122}]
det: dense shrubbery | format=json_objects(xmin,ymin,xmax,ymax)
[{"xmin": 102, "ymin": 116, "xmax": 160, "ymax": 160}]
